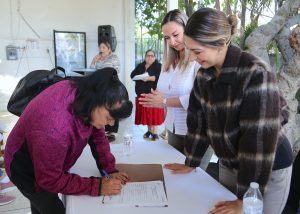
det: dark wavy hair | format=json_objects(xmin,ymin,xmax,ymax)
[{"xmin": 71, "ymin": 67, "xmax": 133, "ymax": 124}]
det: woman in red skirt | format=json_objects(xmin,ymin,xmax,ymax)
[{"xmin": 131, "ymin": 50, "xmax": 164, "ymax": 140}]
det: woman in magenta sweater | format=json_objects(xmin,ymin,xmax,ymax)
[{"xmin": 4, "ymin": 68, "xmax": 132, "ymax": 214}]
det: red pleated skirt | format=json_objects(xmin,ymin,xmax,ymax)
[{"xmin": 135, "ymin": 96, "xmax": 165, "ymax": 126}]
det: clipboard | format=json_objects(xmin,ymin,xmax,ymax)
[{"xmin": 116, "ymin": 164, "xmax": 167, "ymax": 194}]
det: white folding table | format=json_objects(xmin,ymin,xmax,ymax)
[{"xmin": 65, "ymin": 140, "xmax": 236, "ymax": 214}]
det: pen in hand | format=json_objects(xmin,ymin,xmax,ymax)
[
  {"xmin": 101, "ymin": 169, "xmax": 111, "ymax": 179},
  {"xmin": 101, "ymin": 170, "xmax": 130, "ymax": 185},
  {"xmin": 100, "ymin": 170, "xmax": 122, "ymax": 196}
]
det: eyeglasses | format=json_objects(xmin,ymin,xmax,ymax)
[{"xmin": 146, "ymin": 55, "xmax": 155, "ymax": 57}]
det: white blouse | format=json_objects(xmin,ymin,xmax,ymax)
[{"xmin": 157, "ymin": 61, "xmax": 200, "ymax": 135}]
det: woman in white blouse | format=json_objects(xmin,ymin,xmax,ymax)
[{"xmin": 140, "ymin": 9, "xmax": 200, "ymax": 154}]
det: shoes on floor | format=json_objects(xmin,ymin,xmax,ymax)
[
  {"xmin": 107, "ymin": 135, "xmax": 116, "ymax": 142},
  {"xmin": 0, "ymin": 194, "xmax": 16, "ymax": 206},
  {"xmin": 0, "ymin": 181, "xmax": 17, "ymax": 193},
  {"xmin": 143, "ymin": 131, "xmax": 151, "ymax": 138},
  {"xmin": 106, "ymin": 132, "xmax": 117, "ymax": 143},
  {"xmin": 150, "ymin": 133, "xmax": 159, "ymax": 141}
]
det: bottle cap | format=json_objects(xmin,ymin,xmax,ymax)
[{"xmin": 250, "ymin": 182, "xmax": 259, "ymax": 189}]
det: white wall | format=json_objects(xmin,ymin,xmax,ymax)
[{"xmin": 0, "ymin": 0, "xmax": 135, "ymax": 111}]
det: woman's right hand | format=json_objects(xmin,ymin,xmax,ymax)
[
  {"xmin": 139, "ymin": 89, "xmax": 165, "ymax": 108},
  {"xmin": 164, "ymin": 163, "xmax": 195, "ymax": 174},
  {"xmin": 100, "ymin": 177, "xmax": 122, "ymax": 195},
  {"xmin": 95, "ymin": 54, "xmax": 102, "ymax": 61}
]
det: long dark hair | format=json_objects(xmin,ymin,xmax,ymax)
[{"xmin": 71, "ymin": 67, "xmax": 132, "ymax": 124}]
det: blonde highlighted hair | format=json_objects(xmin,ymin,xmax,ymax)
[
  {"xmin": 161, "ymin": 9, "xmax": 190, "ymax": 72},
  {"xmin": 185, "ymin": 8, "xmax": 238, "ymax": 48}
]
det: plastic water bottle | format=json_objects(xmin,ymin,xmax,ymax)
[
  {"xmin": 243, "ymin": 182, "xmax": 263, "ymax": 214},
  {"xmin": 123, "ymin": 133, "xmax": 133, "ymax": 156}
]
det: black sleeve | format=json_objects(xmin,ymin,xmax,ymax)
[
  {"xmin": 130, "ymin": 63, "xmax": 145, "ymax": 78},
  {"xmin": 147, "ymin": 61, "xmax": 161, "ymax": 87},
  {"xmin": 184, "ymin": 79, "xmax": 209, "ymax": 167}
]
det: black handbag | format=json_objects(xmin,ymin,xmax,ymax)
[{"xmin": 7, "ymin": 66, "xmax": 66, "ymax": 116}]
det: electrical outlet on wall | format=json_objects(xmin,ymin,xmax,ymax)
[{"xmin": 6, "ymin": 45, "xmax": 18, "ymax": 60}]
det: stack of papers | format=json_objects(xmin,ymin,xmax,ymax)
[
  {"xmin": 132, "ymin": 72, "xmax": 149, "ymax": 81},
  {"xmin": 101, "ymin": 181, "xmax": 168, "ymax": 207}
]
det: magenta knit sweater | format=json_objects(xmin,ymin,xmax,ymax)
[{"xmin": 5, "ymin": 80, "xmax": 117, "ymax": 196}]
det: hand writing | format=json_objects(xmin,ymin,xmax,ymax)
[{"xmin": 101, "ymin": 177, "xmax": 122, "ymax": 196}]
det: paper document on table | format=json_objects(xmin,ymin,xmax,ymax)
[
  {"xmin": 101, "ymin": 181, "xmax": 168, "ymax": 207},
  {"xmin": 132, "ymin": 72, "xmax": 149, "ymax": 81}
]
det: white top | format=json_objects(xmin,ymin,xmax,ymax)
[
  {"xmin": 157, "ymin": 61, "xmax": 200, "ymax": 135},
  {"xmin": 65, "ymin": 140, "xmax": 236, "ymax": 214}
]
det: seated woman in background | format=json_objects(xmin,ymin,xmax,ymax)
[
  {"xmin": 90, "ymin": 39, "xmax": 120, "ymax": 73},
  {"xmin": 131, "ymin": 49, "xmax": 164, "ymax": 141},
  {"xmin": 90, "ymin": 39, "xmax": 121, "ymax": 142},
  {"xmin": 5, "ymin": 68, "xmax": 132, "ymax": 214}
]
